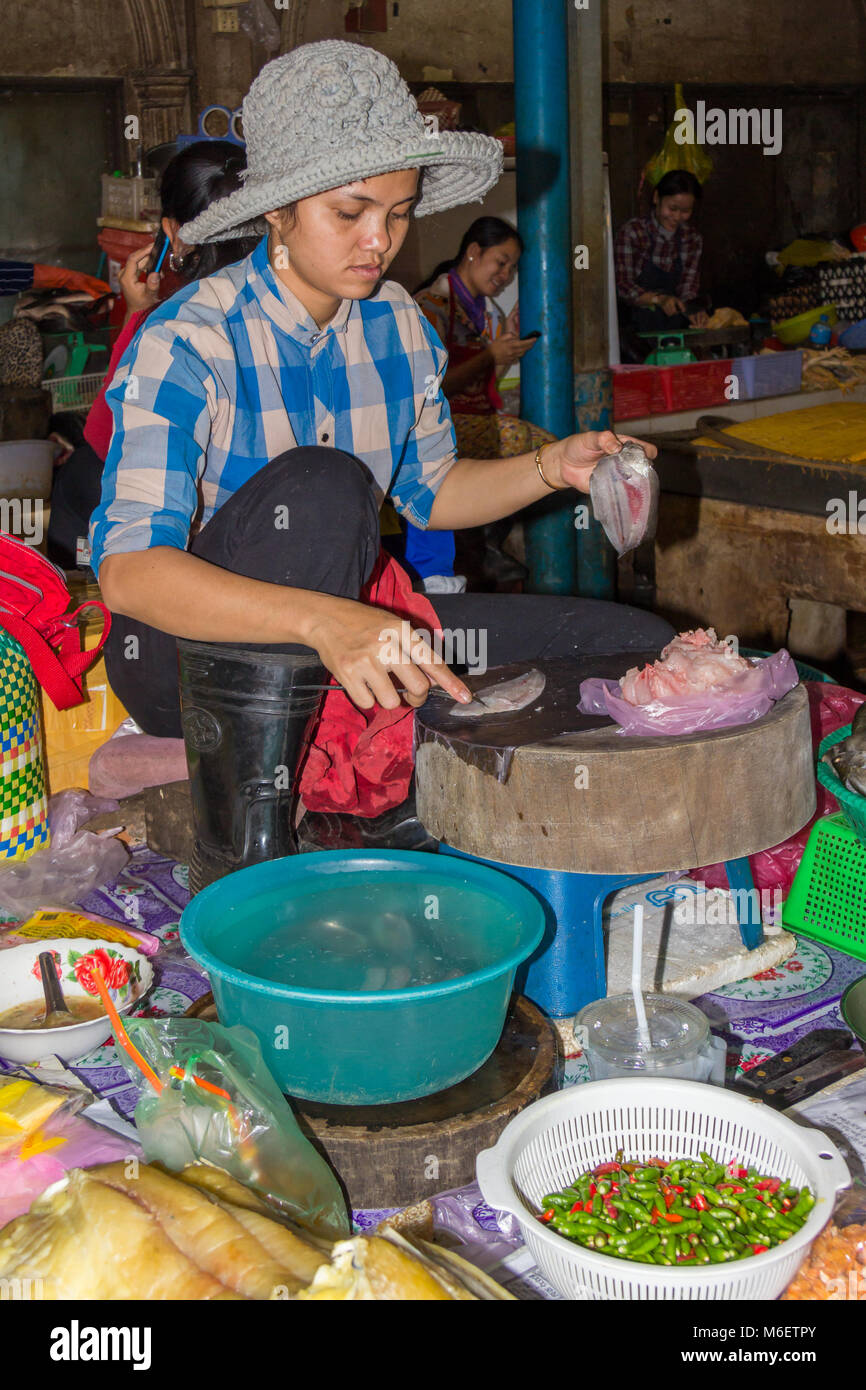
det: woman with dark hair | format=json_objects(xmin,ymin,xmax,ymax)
[
  {"xmin": 393, "ymin": 216, "xmax": 554, "ymax": 591},
  {"xmin": 47, "ymin": 142, "xmax": 258, "ymax": 567},
  {"xmin": 89, "ymin": 44, "xmax": 668, "ymax": 892},
  {"xmin": 614, "ymin": 169, "xmax": 708, "ymax": 349}
]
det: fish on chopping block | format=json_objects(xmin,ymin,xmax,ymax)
[
  {"xmin": 449, "ymin": 668, "xmax": 546, "ymax": 718},
  {"xmin": 824, "ymin": 701, "xmax": 866, "ymax": 797}
]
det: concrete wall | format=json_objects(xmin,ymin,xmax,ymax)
[
  {"xmin": 303, "ymin": 0, "xmax": 513, "ymax": 82},
  {"xmin": 605, "ymin": 0, "xmax": 866, "ymax": 86}
]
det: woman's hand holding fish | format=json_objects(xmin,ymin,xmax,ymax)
[{"xmin": 546, "ymin": 431, "xmax": 658, "ymax": 494}]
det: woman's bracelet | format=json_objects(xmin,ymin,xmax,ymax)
[{"xmin": 535, "ymin": 441, "xmax": 568, "ymax": 491}]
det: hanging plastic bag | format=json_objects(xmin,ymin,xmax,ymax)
[
  {"xmin": 644, "ymin": 83, "xmax": 713, "ymax": 189},
  {"xmin": 692, "ymin": 682, "xmax": 864, "ymax": 894},
  {"xmin": 122, "ymin": 1016, "xmax": 349, "ymax": 1242},
  {"xmin": 589, "ymin": 442, "xmax": 659, "ymax": 555}
]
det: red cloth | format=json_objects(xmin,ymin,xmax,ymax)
[
  {"xmin": 300, "ymin": 549, "xmax": 442, "ymax": 816},
  {"xmin": 692, "ymin": 682, "xmax": 865, "ymax": 895},
  {"xmin": 83, "ymin": 310, "xmax": 147, "ymax": 460}
]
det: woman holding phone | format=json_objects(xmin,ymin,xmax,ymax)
[
  {"xmin": 405, "ymin": 218, "xmax": 556, "ymax": 590},
  {"xmin": 47, "ymin": 143, "xmax": 257, "ymax": 568}
]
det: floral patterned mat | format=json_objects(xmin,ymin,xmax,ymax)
[{"xmin": 2, "ymin": 846, "xmax": 863, "ymax": 1298}]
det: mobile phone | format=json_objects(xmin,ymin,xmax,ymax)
[
  {"xmin": 523, "ymin": 330, "xmax": 542, "ymax": 340},
  {"xmin": 147, "ymin": 231, "xmax": 169, "ymax": 276}
]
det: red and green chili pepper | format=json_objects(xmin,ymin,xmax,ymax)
[{"xmin": 536, "ymin": 1152, "xmax": 814, "ymax": 1266}]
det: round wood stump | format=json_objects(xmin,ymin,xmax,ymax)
[
  {"xmin": 293, "ymin": 996, "xmax": 559, "ymax": 1209},
  {"xmin": 416, "ymin": 684, "xmax": 815, "ymax": 874}
]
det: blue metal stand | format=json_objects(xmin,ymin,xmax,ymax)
[
  {"xmin": 513, "ymin": 0, "xmax": 576, "ymax": 594},
  {"xmin": 439, "ymin": 844, "xmax": 763, "ymax": 1018}
]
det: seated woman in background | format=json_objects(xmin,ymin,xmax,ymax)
[
  {"xmin": 614, "ymin": 169, "xmax": 709, "ymax": 360},
  {"xmin": 385, "ymin": 217, "xmax": 553, "ymax": 592},
  {"xmin": 47, "ymin": 142, "xmax": 259, "ymax": 568}
]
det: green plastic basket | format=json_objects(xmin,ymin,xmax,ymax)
[
  {"xmin": 817, "ymin": 725, "xmax": 866, "ymax": 844},
  {"xmin": 740, "ymin": 648, "xmax": 835, "ymax": 684},
  {"xmin": 783, "ymin": 813, "xmax": 866, "ymax": 960}
]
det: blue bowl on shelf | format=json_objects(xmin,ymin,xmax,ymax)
[
  {"xmin": 839, "ymin": 318, "xmax": 866, "ymax": 350},
  {"xmin": 180, "ymin": 849, "xmax": 545, "ymax": 1105}
]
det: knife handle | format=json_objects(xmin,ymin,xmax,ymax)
[{"xmin": 738, "ymin": 1028, "xmax": 853, "ymax": 1090}]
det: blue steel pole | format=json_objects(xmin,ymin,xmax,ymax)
[
  {"xmin": 514, "ymin": 0, "xmax": 576, "ymax": 594},
  {"xmin": 574, "ymin": 369, "xmax": 616, "ymax": 597},
  {"xmin": 568, "ymin": 0, "xmax": 616, "ymax": 599}
]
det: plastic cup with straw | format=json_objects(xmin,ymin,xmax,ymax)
[{"xmin": 631, "ymin": 904, "xmax": 652, "ymax": 1051}]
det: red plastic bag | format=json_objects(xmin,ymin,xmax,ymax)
[
  {"xmin": 692, "ymin": 682, "xmax": 865, "ymax": 894},
  {"xmin": 0, "ymin": 533, "xmax": 110, "ymax": 709}
]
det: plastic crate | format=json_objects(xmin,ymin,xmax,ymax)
[
  {"xmin": 740, "ymin": 648, "xmax": 834, "ymax": 683},
  {"xmin": 817, "ymin": 255, "xmax": 866, "ymax": 322},
  {"xmin": 101, "ymin": 174, "xmax": 159, "ymax": 223},
  {"xmin": 41, "ymin": 372, "xmax": 104, "ymax": 413},
  {"xmin": 653, "ymin": 358, "xmax": 733, "ymax": 414},
  {"xmin": 783, "ymin": 812, "xmax": 866, "ymax": 961},
  {"xmin": 611, "ymin": 365, "xmax": 656, "ymax": 421},
  {"xmin": 731, "ymin": 350, "xmax": 802, "ymax": 401}
]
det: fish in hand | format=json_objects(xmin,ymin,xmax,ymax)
[
  {"xmin": 824, "ymin": 701, "xmax": 866, "ymax": 797},
  {"xmin": 589, "ymin": 441, "xmax": 659, "ymax": 556},
  {"xmin": 449, "ymin": 668, "xmax": 546, "ymax": 718}
]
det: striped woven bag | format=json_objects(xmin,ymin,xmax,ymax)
[{"xmin": 0, "ymin": 627, "xmax": 49, "ymax": 861}]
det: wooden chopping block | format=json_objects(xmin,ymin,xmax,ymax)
[
  {"xmin": 416, "ymin": 685, "xmax": 815, "ymax": 875},
  {"xmin": 293, "ymin": 996, "xmax": 560, "ymax": 1210}
]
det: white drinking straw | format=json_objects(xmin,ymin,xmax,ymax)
[{"xmin": 631, "ymin": 904, "xmax": 651, "ymax": 1049}]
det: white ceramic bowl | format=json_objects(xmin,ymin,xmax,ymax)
[{"xmin": 0, "ymin": 938, "xmax": 154, "ymax": 1064}]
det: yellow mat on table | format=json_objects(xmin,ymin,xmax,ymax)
[{"xmin": 695, "ymin": 403, "xmax": 866, "ymax": 463}]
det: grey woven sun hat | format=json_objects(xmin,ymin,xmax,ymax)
[{"xmin": 180, "ymin": 40, "xmax": 503, "ymax": 244}]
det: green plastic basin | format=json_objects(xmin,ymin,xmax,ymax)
[{"xmin": 180, "ymin": 849, "xmax": 545, "ymax": 1105}]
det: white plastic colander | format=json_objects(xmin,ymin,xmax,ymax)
[{"xmin": 476, "ymin": 1078, "xmax": 850, "ymax": 1300}]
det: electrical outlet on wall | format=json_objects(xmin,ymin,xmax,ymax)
[{"xmin": 213, "ymin": 7, "xmax": 240, "ymax": 32}]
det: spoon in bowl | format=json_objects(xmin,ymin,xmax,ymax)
[{"xmin": 37, "ymin": 951, "xmax": 77, "ymax": 1029}]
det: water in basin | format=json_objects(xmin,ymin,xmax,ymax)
[{"xmin": 212, "ymin": 874, "xmax": 524, "ymax": 993}]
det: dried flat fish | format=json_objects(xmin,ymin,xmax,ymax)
[
  {"xmin": 450, "ymin": 668, "xmax": 546, "ymax": 718},
  {"xmin": 824, "ymin": 701, "xmax": 866, "ymax": 797}
]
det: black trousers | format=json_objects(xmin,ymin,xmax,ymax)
[
  {"xmin": 104, "ymin": 446, "xmax": 675, "ymax": 737},
  {"xmin": 47, "ymin": 443, "xmax": 105, "ymax": 570}
]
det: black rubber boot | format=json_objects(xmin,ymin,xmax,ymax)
[{"xmin": 177, "ymin": 641, "xmax": 327, "ymax": 895}]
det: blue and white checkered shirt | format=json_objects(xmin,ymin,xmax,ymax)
[{"xmin": 89, "ymin": 236, "xmax": 456, "ymax": 574}]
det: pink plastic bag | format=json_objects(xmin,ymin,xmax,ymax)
[
  {"xmin": 0, "ymin": 1107, "xmax": 142, "ymax": 1226},
  {"xmin": 578, "ymin": 648, "xmax": 799, "ymax": 736},
  {"xmin": 693, "ymin": 682, "xmax": 865, "ymax": 894}
]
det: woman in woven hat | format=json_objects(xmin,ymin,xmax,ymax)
[{"xmin": 90, "ymin": 41, "xmax": 669, "ymax": 891}]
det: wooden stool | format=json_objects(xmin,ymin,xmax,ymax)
[{"xmin": 416, "ymin": 680, "xmax": 815, "ymax": 1018}]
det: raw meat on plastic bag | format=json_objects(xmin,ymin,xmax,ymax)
[
  {"xmin": 589, "ymin": 442, "xmax": 659, "ymax": 555},
  {"xmin": 621, "ymin": 627, "xmax": 751, "ymax": 703},
  {"xmin": 578, "ymin": 628, "xmax": 799, "ymax": 735}
]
